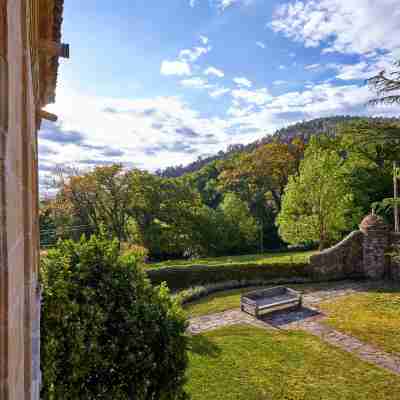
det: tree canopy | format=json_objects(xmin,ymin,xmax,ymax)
[{"xmin": 277, "ymin": 137, "xmax": 359, "ymax": 249}]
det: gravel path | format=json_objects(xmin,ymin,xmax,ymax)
[{"xmin": 187, "ymin": 281, "xmax": 400, "ymax": 375}]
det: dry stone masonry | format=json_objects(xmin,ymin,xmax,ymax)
[{"xmin": 311, "ymin": 214, "xmax": 400, "ymax": 282}]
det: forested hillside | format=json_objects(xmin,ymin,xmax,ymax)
[{"xmin": 157, "ymin": 116, "xmax": 399, "ymax": 178}]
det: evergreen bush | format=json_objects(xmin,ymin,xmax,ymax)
[{"xmin": 40, "ymin": 234, "xmax": 188, "ymax": 400}]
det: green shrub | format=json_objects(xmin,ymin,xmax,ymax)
[
  {"xmin": 40, "ymin": 235, "xmax": 189, "ymax": 400},
  {"xmin": 147, "ymin": 262, "xmax": 310, "ymax": 291}
]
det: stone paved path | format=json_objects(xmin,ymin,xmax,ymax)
[
  {"xmin": 188, "ymin": 309, "xmax": 274, "ymax": 335},
  {"xmin": 187, "ymin": 281, "xmax": 369, "ymax": 335},
  {"xmin": 187, "ymin": 281, "xmax": 400, "ymax": 375},
  {"xmin": 296, "ymin": 320, "xmax": 400, "ymax": 375}
]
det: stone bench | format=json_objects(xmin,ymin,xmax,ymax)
[{"xmin": 241, "ymin": 286, "xmax": 302, "ymax": 318}]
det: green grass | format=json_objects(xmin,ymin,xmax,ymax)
[
  {"xmin": 185, "ymin": 282, "xmax": 333, "ymax": 318},
  {"xmin": 148, "ymin": 250, "xmax": 315, "ymax": 269},
  {"xmin": 186, "ymin": 324, "xmax": 400, "ymax": 400},
  {"xmin": 319, "ymin": 286, "xmax": 400, "ymax": 355},
  {"xmin": 185, "ymin": 287, "xmax": 258, "ymax": 317}
]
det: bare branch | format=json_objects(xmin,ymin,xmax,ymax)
[{"xmin": 367, "ymin": 59, "xmax": 400, "ymax": 105}]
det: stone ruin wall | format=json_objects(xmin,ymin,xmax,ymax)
[{"xmin": 310, "ymin": 216, "xmax": 400, "ymax": 282}]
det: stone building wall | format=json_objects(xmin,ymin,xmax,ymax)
[
  {"xmin": 1, "ymin": 2, "xmax": 38, "ymax": 398},
  {"xmin": 0, "ymin": 1, "xmax": 65, "ymax": 399}
]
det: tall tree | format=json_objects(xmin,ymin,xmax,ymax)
[
  {"xmin": 277, "ymin": 137, "xmax": 357, "ymax": 250},
  {"xmin": 219, "ymin": 140, "xmax": 303, "ymax": 251},
  {"xmin": 59, "ymin": 164, "xmax": 133, "ymax": 243},
  {"xmin": 367, "ymin": 60, "xmax": 400, "ymax": 230},
  {"xmin": 219, "ymin": 193, "xmax": 258, "ymax": 254},
  {"xmin": 128, "ymin": 170, "xmax": 204, "ymax": 259}
]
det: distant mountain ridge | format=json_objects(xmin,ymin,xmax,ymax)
[{"xmin": 157, "ymin": 116, "xmax": 399, "ymax": 178}]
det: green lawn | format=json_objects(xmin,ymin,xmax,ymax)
[
  {"xmin": 185, "ymin": 282, "xmax": 333, "ymax": 318},
  {"xmin": 149, "ymin": 250, "xmax": 315, "ymax": 269},
  {"xmin": 186, "ymin": 324, "xmax": 400, "ymax": 400},
  {"xmin": 319, "ymin": 287, "xmax": 400, "ymax": 355}
]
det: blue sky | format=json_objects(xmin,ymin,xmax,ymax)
[{"xmin": 40, "ymin": 0, "xmax": 400, "ymax": 186}]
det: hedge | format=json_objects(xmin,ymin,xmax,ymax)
[{"xmin": 146, "ymin": 262, "xmax": 311, "ymax": 291}]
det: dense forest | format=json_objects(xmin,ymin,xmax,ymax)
[
  {"xmin": 40, "ymin": 116, "xmax": 400, "ymax": 260},
  {"xmin": 157, "ymin": 116, "xmax": 399, "ymax": 178}
]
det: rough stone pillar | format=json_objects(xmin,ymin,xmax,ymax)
[{"xmin": 360, "ymin": 214, "xmax": 390, "ymax": 280}]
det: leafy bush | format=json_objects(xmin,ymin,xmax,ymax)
[
  {"xmin": 121, "ymin": 242, "xmax": 150, "ymax": 262},
  {"xmin": 147, "ymin": 262, "xmax": 310, "ymax": 291},
  {"xmin": 40, "ymin": 235, "xmax": 189, "ymax": 400}
]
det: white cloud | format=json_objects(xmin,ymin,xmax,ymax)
[
  {"xmin": 42, "ymin": 77, "xmax": 400, "ymax": 184},
  {"xmin": 209, "ymin": 87, "xmax": 231, "ymax": 98},
  {"xmin": 270, "ymin": 0, "xmax": 400, "ymax": 55},
  {"xmin": 204, "ymin": 66, "xmax": 225, "ymax": 78},
  {"xmin": 180, "ymin": 77, "xmax": 213, "ymax": 89},
  {"xmin": 334, "ymin": 62, "xmax": 371, "ymax": 80},
  {"xmin": 227, "ymin": 82, "xmax": 400, "ymax": 141},
  {"xmin": 256, "ymin": 41, "xmax": 266, "ymax": 49},
  {"xmin": 268, "ymin": 83, "xmax": 371, "ymax": 114},
  {"xmin": 279, "ymin": 65, "xmax": 287, "ymax": 70},
  {"xmin": 161, "ymin": 42, "xmax": 212, "ymax": 79},
  {"xmin": 200, "ymin": 35, "xmax": 209, "ymax": 45},
  {"xmin": 161, "ymin": 60, "xmax": 191, "ymax": 76},
  {"xmin": 179, "ymin": 46, "xmax": 211, "ymax": 62},
  {"xmin": 192, "ymin": 0, "xmax": 254, "ymax": 11},
  {"xmin": 227, "ymin": 104, "xmax": 255, "ymax": 118},
  {"xmin": 231, "ymin": 87, "xmax": 272, "ymax": 106},
  {"xmin": 273, "ymin": 80, "xmax": 288, "ymax": 85},
  {"xmin": 304, "ymin": 63, "xmax": 321, "ymax": 70},
  {"xmin": 233, "ymin": 77, "xmax": 253, "ymax": 88},
  {"xmin": 43, "ymin": 85, "xmax": 238, "ymax": 173},
  {"xmin": 333, "ymin": 54, "xmax": 394, "ymax": 80},
  {"xmin": 190, "ymin": 0, "xmax": 196, "ymax": 7},
  {"xmin": 219, "ymin": 0, "xmax": 238, "ymax": 10}
]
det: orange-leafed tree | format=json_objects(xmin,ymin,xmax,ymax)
[{"xmin": 218, "ymin": 140, "xmax": 304, "ymax": 251}]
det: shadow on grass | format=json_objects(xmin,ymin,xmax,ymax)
[
  {"xmin": 188, "ymin": 335, "xmax": 221, "ymax": 358},
  {"xmin": 367, "ymin": 282, "xmax": 400, "ymax": 294},
  {"xmin": 261, "ymin": 306, "xmax": 323, "ymax": 328}
]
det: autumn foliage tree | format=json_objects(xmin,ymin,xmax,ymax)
[
  {"xmin": 56, "ymin": 164, "xmax": 133, "ymax": 242},
  {"xmin": 218, "ymin": 140, "xmax": 304, "ymax": 250}
]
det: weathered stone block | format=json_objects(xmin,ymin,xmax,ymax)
[{"xmin": 360, "ymin": 214, "xmax": 390, "ymax": 280}]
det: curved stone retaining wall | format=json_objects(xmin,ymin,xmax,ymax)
[
  {"xmin": 310, "ymin": 231, "xmax": 364, "ymax": 280},
  {"xmin": 311, "ymin": 215, "xmax": 400, "ymax": 282}
]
